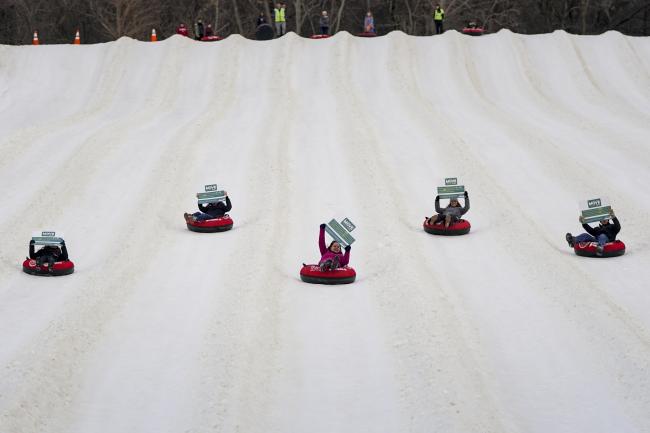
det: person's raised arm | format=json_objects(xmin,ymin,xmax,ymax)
[
  {"xmin": 582, "ymin": 219, "xmax": 597, "ymax": 236},
  {"xmin": 224, "ymin": 196, "xmax": 232, "ymax": 212},
  {"xmin": 319, "ymin": 224, "xmax": 327, "ymax": 255},
  {"xmin": 434, "ymin": 195, "xmax": 442, "ymax": 214},
  {"xmin": 60, "ymin": 241, "xmax": 69, "ymax": 261},
  {"xmin": 462, "ymin": 191, "xmax": 470, "ymax": 215},
  {"xmin": 29, "ymin": 240, "xmax": 35, "ymax": 259},
  {"xmin": 341, "ymin": 245, "xmax": 351, "ymax": 266}
]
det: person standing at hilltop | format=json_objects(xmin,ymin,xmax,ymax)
[
  {"xmin": 364, "ymin": 11, "xmax": 375, "ymax": 33},
  {"xmin": 257, "ymin": 12, "xmax": 267, "ymax": 27},
  {"xmin": 319, "ymin": 11, "xmax": 330, "ymax": 35},
  {"xmin": 434, "ymin": 4, "xmax": 445, "ymax": 34},
  {"xmin": 194, "ymin": 19, "xmax": 205, "ymax": 40},
  {"xmin": 176, "ymin": 23, "xmax": 189, "ymax": 37},
  {"xmin": 274, "ymin": 3, "xmax": 287, "ymax": 37}
]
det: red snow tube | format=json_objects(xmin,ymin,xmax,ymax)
[
  {"xmin": 22, "ymin": 259, "xmax": 74, "ymax": 276},
  {"xmin": 201, "ymin": 35, "xmax": 222, "ymax": 42},
  {"xmin": 574, "ymin": 240, "xmax": 626, "ymax": 258},
  {"xmin": 423, "ymin": 219, "xmax": 471, "ymax": 236},
  {"xmin": 300, "ymin": 264, "xmax": 356, "ymax": 285},
  {"xmin": 186, "ymin": 215, "xmax": 234, "ymax": 233},
  {"xmin": 462, "ymin": 27, "xmax": 485, "ymax": 36},
  {"xmin": 356, "ymin": 32, "xmax": 377, "ymax": 38},
  {"xmin": 310, "ymin": 34, "xmax": 331, "ymax": 39}
]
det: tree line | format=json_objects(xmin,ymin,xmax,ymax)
[{"xmin": 1, "ymin": 0, "xmax": 648, "ymax": 45}]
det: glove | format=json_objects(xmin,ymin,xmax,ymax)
[
  {"xmin": 610, "ymin": 209, "xmax": 615, "ymax": 217},
  {"xmin": 30, "ymin": 239, "xmax": 35, "ymax": 245},
  {"xmin": 320, "ymin": 223, "xmax": 326, "ymax": 229},
  {"xmin": 464, "ymin": 191, "xmax": 468, "ymax": 198},
  {"xmin": 60, "ymin": 240, "xmax": 66, "ymax": 245},
  {"xmin": 344, "ymin": 245, "xmax": 351, "ymax": 252},
  {"xmin": 579, "ymin": 215, "xmax": 585, "ymax": 223}
]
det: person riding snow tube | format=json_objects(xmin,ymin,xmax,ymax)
[
  {"xmin": 23, "ymin": 239, "xmax": 74, "ymax": 276},
  {"xmin": 184, "ymin": 194, "xmax": 233, "ymax": 233},
  {"xmin": 424, "ymin": 192, "xmax": 471, "ymax": 236},
  {"xmin": 300, "ymin": 223, "xmax": 356, "ymax": 284},
  {"xmin": 462, "ymin": 21, "xmax": 484, "ymax": 36},
  {"xmin": 566, "ymin": 212, "xmax": 624, "ymax": 257}
]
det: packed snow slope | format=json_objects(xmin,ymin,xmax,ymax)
[{"xmin": 1, "ymin": 30, "xmax": 650, "ymax": 433}]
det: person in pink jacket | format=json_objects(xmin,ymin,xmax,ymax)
[{"xmin": 318, "ymin": 223, "xmax": 351, "ymax": 271}]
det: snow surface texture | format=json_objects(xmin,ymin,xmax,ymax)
[{"xmin": 1, "ymin": 30, "xmax": 649, "ymax": 433}]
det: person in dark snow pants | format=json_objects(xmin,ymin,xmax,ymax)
[
  {"xmin": 318, "ymin": 223, "xmax": 351, "ymax": 271},
  {"xmin": 428, "ymin": 191, "xmax": 470, "ymax": 227},
  {"xmin": 319, "ymin": 11, "xmax": 330, "ymax": 35},
  {"xmin": 566, "ymin": 210, "xmax": 621, "ymax": 256},
  {"xmin": 185, "ymin": 194, "xmax": 232, "ymax": 222},
  {"xmin": 29, "ymin": 240, "xmax": 69, "ymax": 270}
]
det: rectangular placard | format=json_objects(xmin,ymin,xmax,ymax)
[
  {"xmin": 32, "ymin": 231, "xmax": 64, "ymax": 246},
  {"xmin": 437, "ymin": 185, "xmax": 465, "ymax": 199},
  {"xmin": 204, "ymin": 184, "xmax": 218, "ymax": 192},
  {"xmin": 445, "ymin": 178, "xmax": 458, "ymax": 186},
  {"xmin": 325, "ymin": 219, "xmax": 356, "ymax": 247},
  {"xmin": 579, "ymin": 197, "xmax": 612, "ymax": 223},
  {"xmin": 341, "ymin": 218, "xmax": 356, "ymax": 232},
  {"xmin": 197, "ymin": 190, "xmax": 226, "ymax": 204}
]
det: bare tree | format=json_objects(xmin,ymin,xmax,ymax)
[{"xmin": 88, "ymin": 0, "xmax": 161, "ymax": 40}]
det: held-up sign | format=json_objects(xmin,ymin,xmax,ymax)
[
  {"xmin": 579, "ymin": 197, "xmax": 612, "ymax": 224},
  {"xmin": 197, "ymin": 184, "xmax": 227, "ymax": 204},
  {"xmin": 32, "ymin": 231, "xmax": 64, "ymax": 246},
  {"xmin": 437, "ymin": 177, "xmax": 465, "ymax": 200},
  {"xmin": 325, "ymin": 218, "xmax": 356, "ymax": 248}
]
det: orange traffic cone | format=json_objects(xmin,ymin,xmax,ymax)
[
  {"xmin": 151, "ymin": 28, "xmax": 158, "ymax": 42},
  {"xmin": 32, "ymin": 31, "xmax": 39, "ymax": 45},
  {"xmin": 73, "ymin": 30, "xmax": 80, "ymax": 45}
]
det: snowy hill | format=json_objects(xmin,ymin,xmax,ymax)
[{"xmin": 1, "ymin": 31, "xmax": 649, "ymax": 433}]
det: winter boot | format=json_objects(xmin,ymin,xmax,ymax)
[
  {"xmin": 332, "ymin": 256, "xmax": 340, "ymax": 269},
  {"xmin": 596, "ymin": 244, "xmax": 604, "ymax": 256},
  {"xmin": 184, "ymin": 213, "xmax": 192, "ymax": 223},
  {"xmin": 319, "ymin": 259, "xmax": 333, "ymax": 272},
  {"xmin": 565, "ymin": 233, "xmax": 574, "ymax": 248}
]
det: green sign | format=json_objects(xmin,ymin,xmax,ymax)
[
  {"xmin": 197, "ymin": 190, "xmax": 226, "ymax": 204},
  {"xmin": 341, "ymin": 218, "xmax": 356, "ymax": 232},
  {"xmin": 325, "ymin": 218, "xmax": 356, "ymax": 247},
  {"xmin": 32, "ymin": 231, "xmax": 64, "ymax": 246},
  {"xmin": 437, "ymin": 185, "xmax": 465, "ymax": 199},
  {"xmin": 581, "ymin": 206, "xmax": 612, "ymax": 224}
]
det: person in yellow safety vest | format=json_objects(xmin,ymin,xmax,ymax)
[
  {"xmin": 274, "ymin": 2, "xmax": 287, "ymax": 37},
  {"xmin": 434, "ymin": 5, "xmax": 445, "ymax": 34}
]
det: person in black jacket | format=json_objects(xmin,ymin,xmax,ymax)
[
  {"xmin": 185, "ymin": 193, "xmax": 232, "ymax": 222},
  {"xmin": 194, "ymin": 19, "xmax": 205, "ymax": 40},
  {"xmin": 29, "ymin": 240, "xmax": 69, "ymax": 270},
  {"xmin": 566, "ymin": 210, "xmax": 621, "ymax": 256}
]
